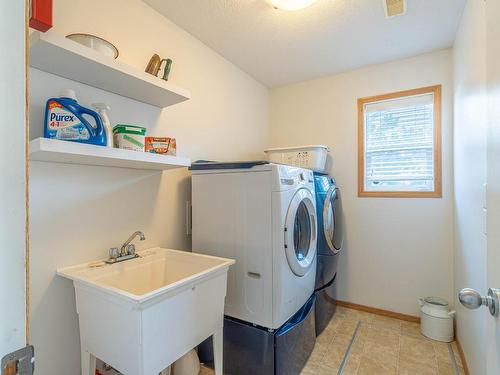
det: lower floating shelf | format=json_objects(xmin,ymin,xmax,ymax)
[{"xmin": 29, "ymin": 138, "xmax": 191, "ymax": 171}]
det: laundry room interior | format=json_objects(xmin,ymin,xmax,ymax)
[{"xmin": 3, "ymin": 0, "xmax": 500, "ymax": 374}]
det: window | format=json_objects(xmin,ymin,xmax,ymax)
[{"xmin": 358, "ymin": 85, "xmax": 442, "ymax": 197}]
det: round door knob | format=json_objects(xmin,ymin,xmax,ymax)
[
  {"xmin": 458, "ymin": 288, "xmax": 484, "ymax": 309},
  {"xmin": 459, "ymin": 288, "xmax": 500, "ymax": 317}
]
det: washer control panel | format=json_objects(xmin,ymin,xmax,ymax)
[{"xmin": 277, "ymin": 165, "xmax": 314, "ymax": 190}]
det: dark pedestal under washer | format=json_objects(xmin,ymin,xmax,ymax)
[
  {"xmin": 198, "ymin": 295, "xmax": 316, "ymax": 375},
  {"xmin": 313, "ymin": 173, "xmax": 344, "ymax": 336}
]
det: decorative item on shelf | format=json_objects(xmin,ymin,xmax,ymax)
[
  {"xmin": 30, "ymin": 0, "xmax": 53, "ymax": 32},
  {"xmin": 145, "ymin": 137, "xmax": 176, "ymax": 156},
  {"xmin": 66, "ymin": 33, "xmax": 119, "ymax": 59},
  {"xmin": 145, "ymin": 54, "xmax": 174, "ymax": 81},
  {"xmin": 162, "ymin": 59, "xmax": 173, "ymax": 81},
  {"xmin": 145, "ymin": 54, "xmax": 162, "ymax": 75}
]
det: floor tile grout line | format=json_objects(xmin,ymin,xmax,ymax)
[
  {"xmin": 337, "ymin": 320, "xmax": 361, "ymax": 375},
  {"xmin": 448, "ymin": 342, "xmax": 460, "ymax": 375},
  {"xmin": 396, "ymin": 329, "xmax": 402, "ymax": 374}
]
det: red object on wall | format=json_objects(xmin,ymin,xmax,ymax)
[{"xmin": 30, "ymin": 0, "xmax": 53, "ymax": 32}]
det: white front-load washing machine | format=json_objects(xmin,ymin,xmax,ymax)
[{"xmin": 192, "ymin": 163, "xmax": 317, "ymax": 330}]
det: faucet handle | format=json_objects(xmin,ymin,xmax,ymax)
[
  {"xmin": 109, "ymin": 247, "xmax": 119, "ymax": 260},
  {"xmin": 126, "ymin": 244, "xmax": 136, "ymax": 256}
]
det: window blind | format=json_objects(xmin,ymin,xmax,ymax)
[{"xmin": 364, "ymin": 93, "xmax": 435, "ymax": 192}]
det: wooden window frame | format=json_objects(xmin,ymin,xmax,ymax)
[{"xmin": 357, "ymin": 85, "xmax": 442, "ymax": 198}]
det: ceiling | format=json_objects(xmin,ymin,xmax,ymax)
[{"xmin": 144, "ymin": 0, "xmax": 466, "ymax": 88}]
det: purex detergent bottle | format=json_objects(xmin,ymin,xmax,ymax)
[{"xmin": 44, "ymin": 89, "xmax": 107, "ymax": 146}]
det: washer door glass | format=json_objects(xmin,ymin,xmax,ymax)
[
  {"xmin": 285, "ymin": 188, "xmax": 317, "ymax": 276},
  {"xmin": 294, "ymin": 201, "xmax": 311, "ymax": 261},
  {"xmin": 323, "ymin": 186, "xmax": 344, "ymax": 254}
]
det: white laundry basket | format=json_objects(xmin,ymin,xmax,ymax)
[
  {"xmin": 264, "ymin": 145, "xmax": 329, "ymax": 172},
  {"xmin": 419, "ymin": 297, "xmax": 455, "ymax": 342}
]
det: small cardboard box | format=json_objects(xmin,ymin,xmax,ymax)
[{"xmin": 145, "ymin": 137, "xmax": 177, "ymax": 156}]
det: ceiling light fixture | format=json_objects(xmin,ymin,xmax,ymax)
[
  {"xmin": 384, "ymin": 0, "xmax": 406, "ymax": 18},
  {"xmin": 266, "ymin": 0, "xmax": 318, "ymax": 11}
]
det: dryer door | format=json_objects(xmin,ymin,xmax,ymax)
[
  {"xmin": 284, "ymin": 188, "xmax": 317, "ymax": 276},
  {"xmin": 323, "ymin": 186, "xmax": 344, "ymax": 254}
]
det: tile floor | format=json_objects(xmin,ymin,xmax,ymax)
[
  {"xmin": 200, "ymin": 306, "xmax": 465, "ymax": 375},
  {"xmin": 301, "ymin": 306, "xmax": 465, "ymax": 375}
]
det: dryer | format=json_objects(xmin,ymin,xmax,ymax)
[
  {"xmin": 313, "ymin": 173, "xmax": 344, "ymax": 336},
  {"xmin": 191, "ymin": 162, "xmax": 317, "ymax": 329}
]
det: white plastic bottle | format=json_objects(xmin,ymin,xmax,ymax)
[{"xmin": 92, "ymin": 103, "xmax": 113, "ymax": 147}]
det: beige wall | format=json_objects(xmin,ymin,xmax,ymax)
[
  {"xmin": 29, "ymin": 0, "xmax": 269, "ymax": 373},
  {"xmin": 270, "ymin": 49, "xmax": 454, "ymax": 316},
  {"xmin": 28, "ymin": 1, "xmax": 463, "ymax": 373},
  {"xmin": 452, "ymin": 1, "xmax": 488, "ymax": 374}
]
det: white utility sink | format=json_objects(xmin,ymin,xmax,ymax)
[{"xmin": 58, "ymin": 247, "xmax": 234, "ymax": 375}]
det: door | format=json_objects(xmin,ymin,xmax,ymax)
[
  {"xmin": 0, "ymin": 0, "xmax": 29, "ymax": 373},
  {"xmin": 322, "ymin": 184, "xmax": 344, "ymax": 255},
  {"xmin": 459, "ymin": 2, "xmax": 500, "ymax": 373},
  {"xmin": 486, "ymin": 0, "xmax": 500, "ymax": 372},
  {"xmin": 284, "ymin": 188, "xmax": 317, "ymax": 276}
]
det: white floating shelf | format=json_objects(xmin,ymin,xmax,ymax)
[
  {"xmin": 30, "ymin": 31, "xmax": 190, "ymax": 108},
  {"xmin": 30, "ymin": 138, "xmax": 191, "ymax": 171}
]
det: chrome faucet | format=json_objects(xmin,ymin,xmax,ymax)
[{"xmin": 106, "ymin": 231, "xmax": 146, "ymax": 264}]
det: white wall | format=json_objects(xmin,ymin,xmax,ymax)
[
  {"xmin": 0, "ymin": 0, "xmax": 26, "ymax": 356},
  {"xmin": 29, "ymin": 0, "xmax": 269, "ymax": 374},
  {"xmin": 270, "ymin": 50, "xmax": 454, "ymax": 316},
  {"xmin": 452, "ymin": 1, "xmax": 488, "ymax": 374}
]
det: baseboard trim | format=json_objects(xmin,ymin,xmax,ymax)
[
  {"xmin": 455, "ymin": 338, "xmax": 470, "ymax": 375},
  {"xmin": 335, "ymin": 300, "xmax": 421, "ymax": 323}
]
